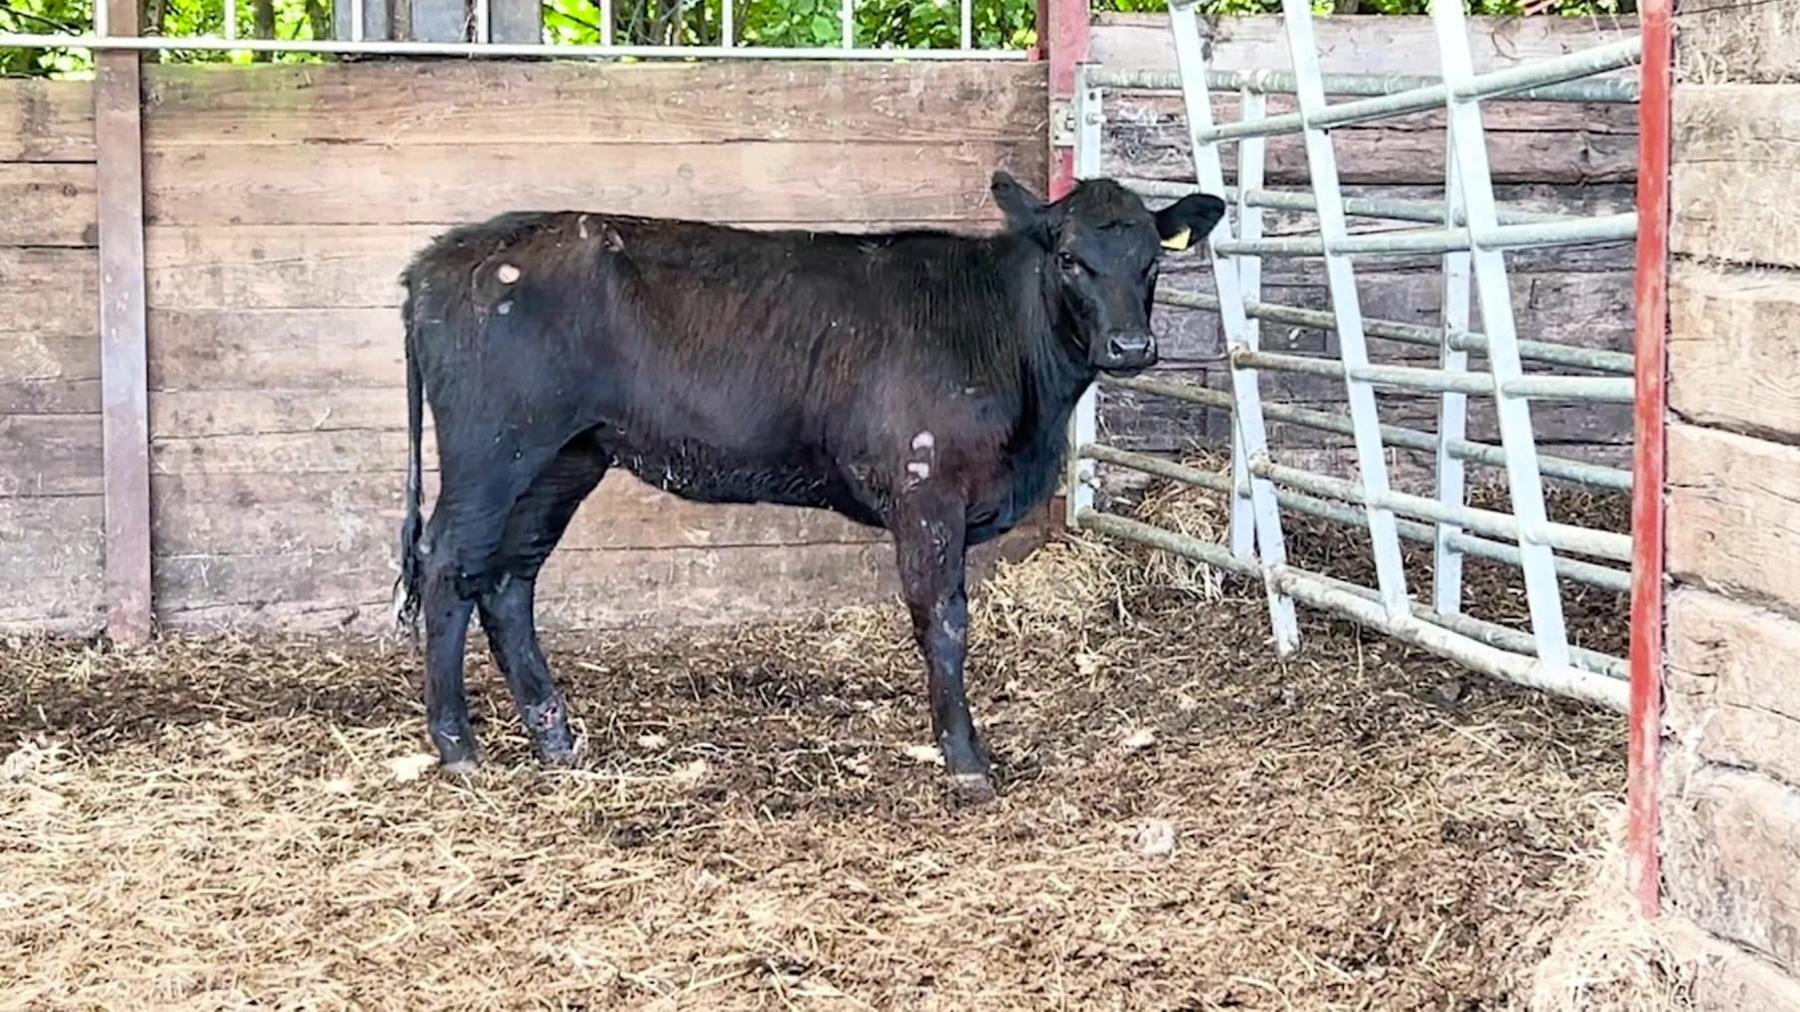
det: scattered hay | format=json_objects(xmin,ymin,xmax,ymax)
[
  {"xmin": 0, "ymin": 480, "xmax": 1640, "ymax": 1010},
  {"xmin": 1529, "ymin": 805, "xmax": 1694, "ymax": 1012}
]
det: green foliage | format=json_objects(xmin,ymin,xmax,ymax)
[{"xmin": 3, "ymin": 0, "xmax": 1633, "ymax": 78}]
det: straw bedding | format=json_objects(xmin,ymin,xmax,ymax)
[{"xmin": 0, "ymin": 475, "xmax": 1669, "ymax": 1010}]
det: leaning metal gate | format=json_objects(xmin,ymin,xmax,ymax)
[{"xmin": 1065, "ymin": 0, "xmax": 1642, "ymax": 711}]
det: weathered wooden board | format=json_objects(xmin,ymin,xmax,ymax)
[
  {"xmin": 0, "ymin": 496, "xmax": 103, "ymax": 635},
  {"xmin": 0, "ymin": 163, "xmax": 96, "ymax": 246},
  {"xmin": 0, "ymin": 248, "xmax": 98, "ymax": 338},
  {"xmin": 1673, "ymin": 86, "xmax": 1800, "ymax": 270},
  {"xmin": 1671, "ymin": 262, "xmax": 1800, "ymax": 442},
  {"xmin": 0, "ymin": 79, "xmax": 95, "ymax": 162},
  {"xmin": 151, "ymin": 427, "xmax": 412, "ymax": 476},
  {"xmin": 1677, "ymin": 0, "xmax": 1800, "ymax": 86},
  {"xmin": 151, "ymin": 542, "xmax": 896, "ymax": 633},
  {"xmin": 151, "ymin": 470, "xmax": 882, "ymax": 557},
  {"xmin": 1104, "ymin": 93, "xmax": 1637, "ymax": 186},
  {"xmin": 146, "ymin": 308, "xmax": 400, "ymax": 391},
  {"xmin": 1090, "ymin": 13, "xmax": 1638, "ymax": 80},
  {"xmin": 143, "ymin": 61, "xmax": 1048, "ymax": 147},
  {"xmin": 1662, "ymin": 762, "xmax": 1800, "ymax": 977},
  {"xmin": 0, "ymin": 332, "xmax": 99, "ymax": 414},
  {"xmin": 143, "ymin": 139, "xmax": 1045, "ymax": 227},
  {"xmin": 1667, "ymin": 587, "xmax": 1800, "ymax": 789},
  {"xmin": 143, "ymin": 220, "xmax": 998, "ymax": 312},
  {"xmin": 155, "ymin": 514, "xmax": 1042, "ymax": 633},
  {"xmin": 1667, "ymin": 423, "xmax": 1800, "ymax": 617},
  {"xmin": 0, "ymin": 413, "xmax": 102, "ymax": 498},
  {"xmin": 1662, "ymin": 915, "xmax": 1800, "ymax": 1012},
  {"xmin": 96, "ymin": 5, "xmax": 155, "ymax": 645}
]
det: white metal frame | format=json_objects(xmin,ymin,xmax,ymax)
[
  {"xmin": 2, "ymin": 0, "xmax": 1017, "ymax": 57},
  {"xmin": 1066, "ymin": 0, "xmax": 1642, "ymax": 712}
]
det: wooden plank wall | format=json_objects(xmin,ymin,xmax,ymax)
[
  {"xmin": 1088, "ymin": 14, "xmax": 1639, "ymax": 494},
  {"xmin": 1661, "ymin": 3, "xmax": 1800, "ymax": 1008},
  {"xmin": 131, "ymin": 59, "xmax": 1047, "ymax": 633},
  {"xmin": 0, "ymin": 80, "xmax": 104, "ymax": 635}
]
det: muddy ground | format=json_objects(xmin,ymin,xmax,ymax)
[{"xmin": 0, "ymin": 486, "xmax": 1635, "ymax": 1010}]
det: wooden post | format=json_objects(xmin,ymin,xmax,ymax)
[
  {"xmin": 1045, "ymin": 0, "xmax": 1090, "ymax": 200},
  {"xmin": 96, "ymin": 0, "xmax": 153, "ymax": 644}
]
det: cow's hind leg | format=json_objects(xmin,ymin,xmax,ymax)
[
  {"xmin": 418, "ymin": 449, "xmax": 553, "ymax": 773},
  {"xmin": 480, "ymin": 433, "xmax": 609, "ymax": 764},
  {"xmin": 893, "ymin": 487, "xmax": 992, "ymax": 802}
]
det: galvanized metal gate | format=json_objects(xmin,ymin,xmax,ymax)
[{"xmin": 1066, "ymin": 0, "xmax": 1642, "ymax": 711}]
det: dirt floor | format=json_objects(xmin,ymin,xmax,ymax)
[{"xmin": 0, "ymin": 479, "xmax": 1650, "ymax": 1010}]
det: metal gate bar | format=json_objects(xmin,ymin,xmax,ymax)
[
  {"xmin": 1106, "ymin": 372, "xmax": 1632, "ymax": 492},
  {"xmin": 1152, "ymin": 288, "xmax": 1634, "ymax": 375},
  {"xmin": 1066, "ymin": 0, "xmax": 1639, "ymax": 710}
]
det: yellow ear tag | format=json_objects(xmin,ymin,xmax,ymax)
[{"xmin": 1161, "ymin": 227, "xmax": 1193, "ymax": 252}]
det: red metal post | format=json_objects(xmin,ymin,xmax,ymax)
[
  {"xmin": 1045, "ymin": 0, "xmax": 1089, "ymax": 199},
  {"xmin": 1628, "ymin": 0, "xmax": 1675, "ymax": 922}
]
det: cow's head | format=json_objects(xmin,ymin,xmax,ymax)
[{"xmin": 993, "ymin": 171, "xmax": 1226, "ymax": 373}]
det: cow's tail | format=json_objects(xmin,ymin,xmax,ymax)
[{"xmin": 393, "ymin": 281, "xmax": 426, "ymax": 635}]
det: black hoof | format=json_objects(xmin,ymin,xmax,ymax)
[
  {"xmin": 949, "ymin": 771, "xmax": 997, "ymax": 804},
  {"xmin": 522, "ymin": 695, "xmax": 578, "ymax": 765},
  {"xmin": 430, "ymin": 720, "xmax": 480, "ymax": 773}
]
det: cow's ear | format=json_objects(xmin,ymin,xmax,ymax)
[
  {"xmin": 1155, "ymin": 193, "xmax": 1227, "ymax": 253},
  {"xmin": 992, "ymin": 170, "xmax": 1053, "ymax": 248}
]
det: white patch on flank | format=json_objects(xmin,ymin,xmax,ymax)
[
  {"xmin": 906, "ymin": 461, "xmax": 931, "ymax": 480},
  {"xmin": 911, "ymin": 431, "xmax": 935, "ymax": 452},
  {"xmin": 496, "ymin": 300, "xmax": 512, "ymax": 316},
  {"xmin": 496, "ymin": 263, "xmax": 522, "ymax": 284}
]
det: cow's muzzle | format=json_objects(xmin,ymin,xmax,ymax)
[{"xmin": 1093, "ymin": 331, "xmax": 1158, "ymax": 372}]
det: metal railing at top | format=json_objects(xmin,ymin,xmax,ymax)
[
  {"xmin": 1064, "ymin": 0, "xmax": 1641, "ymax": 713},
  {"xmin": 1, "ymin": 0, "xmax": 1023, "ymax": 59}
]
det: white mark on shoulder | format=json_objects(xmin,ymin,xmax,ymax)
[
  {"xmin": 577, "ymin": 214, "xmax": 592, "ymax": 239},
  {"xmin": 496, "ymin": 263, "xmax": 522, "ymax": 284},
  {"xmin": 911, "ymin": 431, "xmax": 935, "ymax": 452},
  {"xmin": 906, "ymin": 461, "xmax": 931, "ymax": 480}
]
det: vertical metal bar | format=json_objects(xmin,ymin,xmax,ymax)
[
  {"xmin": 601, "ymin": 0, "xmax": 613, "ymax": 45},
  {"xmin": 840, "ymin": 0, "xmax": 852, "ymax": 48},
  {"xmin": 1065, "ymin": 66, "xmax": 1102, "ymax": 528},
  {"xmin": 1169, "ymin": 3, "xmax": 1299, "ymax": 654},
  {"xmin": 1431, "ymin": 1, "xmax": 1570, "ymax": 669},
  {"xmin": 721, "ymin": 0, "xmax": 733, "ymax": 46},
  {"xmin": 1279, "ymin": 0, "xmax": 1410, "ymax": 614},
  {"xmin": 1432, "ymin": 137, "xmax": 1471, "ymax": 615},
  {"xmin": 1229, "ymin": 85, "xmax": 1267, "ymax": 562},
  {"xmin": 476, "ymin": 0, "xmax": 490, "ymax": 42},
  {"xmin": 95, "ymin": 0, "xmax": 107, "ymax": 36},
  {"xmin": 351, "ymin": 0, "xmax": 364, "ymax": 41},
  {"xmin": 96, "ymin": 0, "xmax": 152, "ymax": 645},
  {"xmin": 1629, "ymin": 0, "xmax": 1674, "ymax": 922},
  {"xmin": 225, "ymin": 0, "xmax": 238, "ymax": 40},
  {"xmin": 960, "ymin": 0, "xmax": 972, "ymax": 50}
]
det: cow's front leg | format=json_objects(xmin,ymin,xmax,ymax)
[{"xmin": 893, "ymin": 491, "xmax": 992, "ymax": 801}]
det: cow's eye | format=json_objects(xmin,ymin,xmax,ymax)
[{"xmin": 1058, "ymin": 251, "xmax": 1080, "ymax": 271}]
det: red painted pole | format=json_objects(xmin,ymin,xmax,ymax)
[
  {"xmin": 1628, "ymin": 0, "xmax": 1674, "ymax": 922},
  {"xmin": 1045, "ymin": 0, "xmax": 1089, "ymax": 199}
]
